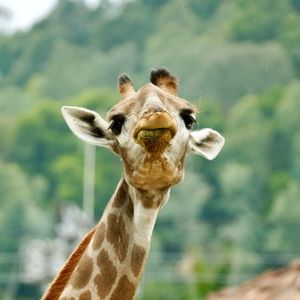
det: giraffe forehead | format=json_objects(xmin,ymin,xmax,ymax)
[
  {"xmin": 108, "ymin": 86, "xmax": 197, "ymax": 119},
  {"xmin": 137, "ymin": 85, "xmax": 196, "ymax": 112}
]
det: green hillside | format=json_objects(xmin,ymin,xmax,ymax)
[{"xmin": 0, "ymin": 0, "xmax": 300, "ymax": 299}]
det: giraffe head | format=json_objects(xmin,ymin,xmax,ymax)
[{"xmin": 62, "ymin": 68, "xmax": 224, "ymax": 190}]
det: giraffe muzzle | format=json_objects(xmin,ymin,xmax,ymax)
[{"xmin": 133, "ymin": 112, "xmax": 177, "ymax": 154}]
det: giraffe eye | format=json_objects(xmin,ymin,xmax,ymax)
[
  {"xmin": 109, "ymin": 115, "xmax": 125, "ymax": 135},
  {"xmin": 180, "ymin": 112, "xmax": 196, "ymax": 129}
]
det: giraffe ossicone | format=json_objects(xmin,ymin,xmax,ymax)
[{"xmin": 42, "ymin": 68, "xmax": 225, "ymax": 300}]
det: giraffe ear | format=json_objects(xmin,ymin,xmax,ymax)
[
  {"xmin": 150, "ymin": 68, "xmax": 178, "ymax": 95},
  {"xmin": 189, "ymin": 128, "xmax": 225, "ymax": 160},
  {"xmin": 61, "ymin": 106, "xmax": 115, "ymax": 148}
]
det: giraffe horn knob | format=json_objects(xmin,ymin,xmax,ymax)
[
  {"xmin": 150, "ymin": 67, "xmax": 178, "ymax": 95},
  {"xmin": 118, "ymin": 73, "xmax": 135, "ymax": 100}
]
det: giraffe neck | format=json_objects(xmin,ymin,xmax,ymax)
[{"xmin": 59, "ymin": 176, "xmax": 170, "ymax": 300}]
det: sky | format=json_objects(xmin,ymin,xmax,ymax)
[{"xmin": 0, "ymin": 0, "xmax": 99, "ymax": 32}]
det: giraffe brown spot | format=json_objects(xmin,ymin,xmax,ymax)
[
  {"xmin": 79, "ymin": 291, "xmax": 91, "ymax": 300},
  {"xmin": 142, "ymin": 197, "xmax": 154, "ymax": 208},
  {"xmin": 110, "ymin": 275, "xmax": 136, "ymax": 300},
  {"xmin": 69, "ymin": 252, "xmax": 93, "ymax": 289},
  {"xmin": 92, "ymin": 223, "xmax": 106, "ymax": 250},
  {"xmin": 94, "ymin": 249, "xmax": 117, "ymax": 298},
  {"xmin": 107, "ymin": 213, "xmax": 129, "ymax": 262},
  {"xmin": 125, "ymin": 196, "xmax": 134, "ymax": 220},
  {"xmin": 137, "ymin": 189, "xmax": 154, "ymax": 208},
  {"xmin": 113, "ymin": 181, "xmax": 128, "ymax": 208},
  {"xmin": 155, "ymin": 187, "xmax": 170, "ymax": 208},
  {"xmin": 131, "ymin": 244, "xmax": 146, "ymax": 277}
]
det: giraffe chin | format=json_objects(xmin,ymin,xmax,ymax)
[{"xmin": 135, "ymin": 128, "xmax": 172, "ymax": 156}]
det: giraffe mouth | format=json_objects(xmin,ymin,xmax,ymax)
[{"xmin": 133, "ymin": 112, "xmax": 177, "ymax": 154}]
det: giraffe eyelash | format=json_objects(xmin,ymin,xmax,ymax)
[
  {"xmin": 108, "ymin": 115, "xmax": 126, "ymax": 135},
  {"xmin": 180, "ymin": 111, "xmax": 196, "ymax": 129}
]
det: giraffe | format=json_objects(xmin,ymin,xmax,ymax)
[
  {"xmin": 42, "ymin": 68, "xmax": 225, "ymax": 300},
  {"xmin": 207, "ymin": 260, "xmax": 300, "ymax": 300}
]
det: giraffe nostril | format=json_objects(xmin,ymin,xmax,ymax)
[{"xmin": 143, "ymin": 105, "xmax": 166, "ymax": 115}]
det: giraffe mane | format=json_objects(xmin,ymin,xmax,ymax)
[{"xmin": 41, "ymin": 226, "xmax": 96, "ymax": 300}]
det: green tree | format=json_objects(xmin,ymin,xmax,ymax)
[
  {"xmin": 156, "ymin": 170, "xmax": 212, "ymax": 252},
  {"xmin": 0, "ymin": 162, "xmax": 50, "ymax": 294},
  {"xmin": 40, "ymin": 41, "xmax": 137, "ymax": 99},
  {"xmin": 266, "ymin": 182, "xmax": 300, "ymax": 258},
  {"xmin": 230, "ymin": 0, "xmax": 292, "ymax": 42},
  {"xmin": 196, "ymin": 43, "xmax": 293, "ymax": 107}
]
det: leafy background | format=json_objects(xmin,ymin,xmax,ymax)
[{"xmin": 0, "ymin": 0, "xmax": 300, "ymax": 299}]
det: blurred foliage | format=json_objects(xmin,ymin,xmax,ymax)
[{"xmin": 0, "ymin": 0, "xmax": 300, "ymax": 299}]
